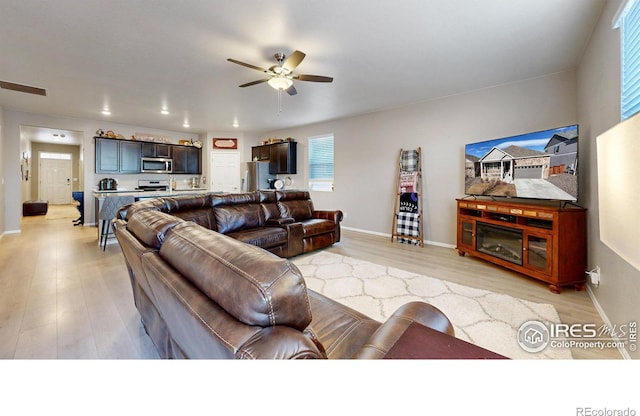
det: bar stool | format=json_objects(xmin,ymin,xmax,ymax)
[{"xmin": 98, "ymin": 196, "xmax": 135, "ymax": 250}]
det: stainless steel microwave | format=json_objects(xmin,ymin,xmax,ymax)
[{"xmin": 141, "ymin": 157, "xmax": 173, "ymax": 173}]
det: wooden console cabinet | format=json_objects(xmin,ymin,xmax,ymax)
[{"xmin": 456, "ymin": 199, "xmax": 587, "ymax": 293}]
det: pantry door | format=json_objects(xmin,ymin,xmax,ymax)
[{"xmin": 210, "ymin": 151, "xmax": 241, "ymax": 192}]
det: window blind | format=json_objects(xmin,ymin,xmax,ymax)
[
  {"xmin": 308, "ymin": 135, "xmax": 334, "ymax": 191},
  {"xmin": 621, "ymin": 0, "xmax": 640, "ymax": 119}
]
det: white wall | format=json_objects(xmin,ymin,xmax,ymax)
[
  {"xmin": 0, "ymin": 106, "xmax": 5, "ymax": 237},
  {"xmin": 256, "ymin": 70, "xmax": 577, "ymax": 246},
  {"xmin": 3, "ymin": 110, "xmax": 199, "ymax": 231},
  {"xmin": 577, "ymin": 0, "xmax": 639, "ymax": 359}
]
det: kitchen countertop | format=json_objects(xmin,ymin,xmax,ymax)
[{"xmin": 93, "ymin": 188, "xmax": 209, "ymax": 197}]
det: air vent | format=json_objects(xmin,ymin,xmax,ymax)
[{"xmin": 0, "ymin": 81, "xmax": 46, "ymax": 96}]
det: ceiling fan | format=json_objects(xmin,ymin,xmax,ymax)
[{"xmin": 227, "ymin": 50, "xmax": 333, "ymax": 96}]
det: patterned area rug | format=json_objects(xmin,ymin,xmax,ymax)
[{"xmin": 292, "ymin": 251, "xmax": 571, "ymax": 359}]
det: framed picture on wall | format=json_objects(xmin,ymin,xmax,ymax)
[{"xmin": 212, "ymin": 138, "xmax": 237, "ymax": 149}]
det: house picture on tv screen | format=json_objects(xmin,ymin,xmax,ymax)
[{"xmin": 464, "ymin": 124, "xmax": 578, "ymax": 201}]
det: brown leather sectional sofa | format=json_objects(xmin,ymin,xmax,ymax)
[
  {"xmin": 114, "ymin": 205, "xmax": 454, "ymax": 359},
  {"xmin": 120, "ymin": 190, "xmax": 343, "ymax": 258}
]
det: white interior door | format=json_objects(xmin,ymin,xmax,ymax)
[
  {"xmin": 210, "ymin": 151, "xmax": 241, "ymax": 192},
  {"xmin": 39, "ymin": 157, "xmax": 73, "ymax": 204}
]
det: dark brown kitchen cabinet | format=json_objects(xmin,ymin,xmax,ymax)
[
  {"xmin": 96, "ymin": 137, "xmax": 200, "ymax": 174},
  {"xmin": 173, "ymin": 145, "xmax": 201, "ymax": 174},
  {"xmin": 119, "ymin": 140, "xmax": 141, "ymax": 173},
  {"xmin": 269, "ymin": 142, "xmax": 297, "ymax": 174},
  {"xmin": 251, "ymin": 145, "xmax": 271, "ymax": 161},
  {"xmin": 141, "ymin": 142, "xmax": 172, "ymax": 158},
  {"xmin": 95, "ymin": 137, "xmax": 140, "ymax": 173},
  {"xmin": 251, "ymin": 142, "xmax": 297, "ymax": 174}
]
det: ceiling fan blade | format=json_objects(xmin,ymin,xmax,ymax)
[
  {"xmin": 227, "ymin": 58, "xmax": 269, "ymax": 73},
  {"xmin": 239, "ymin": 78, "xmax": 270, "ymax": 88},
  {"xmin": 282, "ymin": 50, "xmax": 306, "ymax": 72},
  {"xmin": 285, "ymin": 84, "xmax": 297, "ymax": 96},
  {"xmin": 294, "ymin": 74, "xmax": 334, "ymax": 83}
]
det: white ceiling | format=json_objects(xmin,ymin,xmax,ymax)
[{"xmin": 0, "ymin": 0, "xmax": 605, "ymax": 139}]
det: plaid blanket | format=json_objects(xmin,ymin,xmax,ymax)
[
  {"xmin": 396, "ymin": 212, "xmax": 421, "ymax": 245},
  {"xmin": 400, "ymin": 149, "xmax": 419, "ymax": 172}
]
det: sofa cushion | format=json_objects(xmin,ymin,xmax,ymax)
[
  {"xmin": 166, "ymin": 195, "xmax": 216, "ymax": 230},
  {"xmin": 258, "ymin": 190, "xmax": 281, "ymax": 221},
  {"xmin": 173, "ymin": 208, "xmax": 216, "ymax": 230},
  {"xmin": 276, "ymin": 191, "xmax": 314, "ymax": 220},
  {"xmin": 228, "ymin": 227, "xmax": 288, "ymax": 249},
  {"xmin": 123, "ymin": 198, "xmax": 167, "ymax": 221},
  {"xmin": 214, "ymin": 204, "xmax": 265, "ymax": 234},
  {"xmin": 159, "ymin": 221, "xmax": 312, "ymax": 330},
  {"xmin": 307, "ymin": 290, "xmax": 381, "ymax": 359},
  {"xmin": 127, "ymin": 211, "xmax": 185, "ymax": 248},
  {"xmin": 301, "ymin": 218, "xmax": 336, "ymax": 237},
  {"xmin": 212, "ymin": 192, "xmax": 257, "ymax": 207},
  {"xmin": 164, "ymin": 194, "xmax": 211, "ymax": 212}
]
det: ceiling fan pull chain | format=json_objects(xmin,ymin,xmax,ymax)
[{"xmin": 277, "ymin": 89, "xmax": 283, "ymax": 113}]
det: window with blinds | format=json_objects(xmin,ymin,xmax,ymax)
[
  {"xmin": 618, "ymin": 0, "xmax": 640, "ymax": 120},
  {"xmin": 308, "ymin": 135, "xmax": 334, "ymax": 192}
]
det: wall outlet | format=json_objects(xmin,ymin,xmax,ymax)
[{"xmin": 586, "ymin": 266, "xmax": 601, "ymax": 286}]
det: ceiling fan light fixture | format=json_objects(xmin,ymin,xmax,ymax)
[{"xmin": 268, "ymin": 76, "xmax": 293, "ymax": 90}]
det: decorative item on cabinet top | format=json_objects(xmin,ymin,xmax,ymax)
[
  {"xmin": 96, "ymin": 129, "xmax": 124, "ymax": 139},
  {"xmin": 213, "ymin": 138, "xmax": 237, "ymax": 149},
  {"xmin": 133, "ymin": 132, "xmax": 172, "ymax": 143}
]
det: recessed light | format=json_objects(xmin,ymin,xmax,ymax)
[
  {"xmin": 102, "ymin": 107, "xmax": 111, "ymax": 116},
  {"xmin": 183, "ymin": 122, "xmax": 190, "ymax": 128},
  {"xmin": 161, "ymin": 109, "xmax": 169, "ymax": 115},
  {"xmin": 233, "ymin": 121, "xmax": 239, "ymax": 128}
]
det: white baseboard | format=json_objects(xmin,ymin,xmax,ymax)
[
  {"xmin": 586, "ymin": 284, "xmax": 631, "ymax": 360},
  {"xmin": 341, "ymin": 226, "xmax": 456, "ymax": 249}
]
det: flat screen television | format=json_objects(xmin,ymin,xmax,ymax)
[{"xmin": 464, "ymin": 124, "xmax": 579, "ymax": 201}]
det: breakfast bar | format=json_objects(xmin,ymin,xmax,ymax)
[{"xmin": 93, "ymin": 179, "xmax": 208, "ymax": 249}]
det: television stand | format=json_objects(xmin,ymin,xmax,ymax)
[{"xmin": 456, "ymin": 199, "xmax": 587, "ymax": 293}]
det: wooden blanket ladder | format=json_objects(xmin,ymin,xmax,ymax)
[{"xmin": 391, "ymin": 147, "xmax": 424, "ymax": 246}]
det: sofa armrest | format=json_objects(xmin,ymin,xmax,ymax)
[
  {"xmin": 266, "ymin": 217, "xmax": 295, "ymax": 225},
  {"xmin": 264, "ymin": 218, "xmax": 303, "ymax": 257},
  {"xmin": 313, "ymin": 210, "xmax": 343, "ymax": 242},
  {"xmin": 237, "ymin": 326, "xmax": 326, "ymax": 359},
  {"xmin": 313, "ymin": 210, "xmax": 344, "ymax": 223},
  {"xmin": 352, "ymin": 301, "xmax": 454, "ymax": 359}
]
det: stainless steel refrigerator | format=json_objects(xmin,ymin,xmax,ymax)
[{"xmin": 244, "ymin": 161, "xmax": 275, "ymax": 191}]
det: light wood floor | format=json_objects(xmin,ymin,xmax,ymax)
[
  {"xmin": 0, "ymin": 205, "xmax": 158, "ymax": 359},
  {"xmin": 328, "ymin": 230, "xmax": 622, "ymax": 359},
  {"xmin": 0, "ymin": 205, "xmax": 621, "ymax": 359}
]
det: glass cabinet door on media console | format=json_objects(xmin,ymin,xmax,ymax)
[
  {"xmin": 458, "ymin": 217, "xmax": 475, "ymax": 252},
  {"xmin": 524, "ymin": 232, "xmax": 552, "ymax": 275}
]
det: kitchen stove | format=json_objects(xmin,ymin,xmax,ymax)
[{"xmin": 136, "ymin": 179, "xmax": 169, "ymax": 192}]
